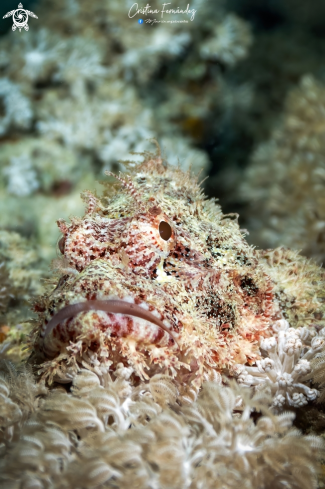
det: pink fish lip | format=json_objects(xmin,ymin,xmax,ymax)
[{"xmin": 41, "ymin": 299, "xmax": 180, "ymax": 349}]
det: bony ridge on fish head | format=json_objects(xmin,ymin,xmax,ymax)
[{"xmin": 33, "ymin": 151, "xmax": 275, "ymax": 386}]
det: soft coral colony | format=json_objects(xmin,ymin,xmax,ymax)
[
  {"xmin": 1, "ymin": 150, "xmax": 325, "ymax": 487},
  {"xmin": 239, "ymin": 76, "xmax": 325, "ymax": 264},
  {"xmin": 0, "ymin": 367, "xmax": 322, "ymax": 489},
  {"xmin": 0, "ymin": 0, "xmax": 253, "ymax": 262}
]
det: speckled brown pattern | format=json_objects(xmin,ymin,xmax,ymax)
[{"xmin": 31, "ymin": 152, "xmax": 323, "ymax": 386}]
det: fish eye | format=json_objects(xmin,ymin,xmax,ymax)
[
  {"xmin": 58, "ymin": 236, "xmax": 65, "ymax": 254},
  {"xmin": 159, "ymin": 221, "xmax": 172, "ymax": 241}
]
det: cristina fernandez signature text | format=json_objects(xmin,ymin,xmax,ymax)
[{"xmin": 129, "ymin": 3, "xmax": 197, "ymax": 21}]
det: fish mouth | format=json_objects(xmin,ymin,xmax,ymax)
[{"xmin": 41, "ymin": 299, "xmax": 180, "ymax": 350}]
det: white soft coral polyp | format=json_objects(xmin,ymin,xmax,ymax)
[{"xmin": 234, "ymin": 319, "xmax": 321, "ymax": 411}]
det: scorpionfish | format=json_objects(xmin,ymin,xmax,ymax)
[{"xmin": 32, "ymin": 150, "xmax": 323, "ymax": 387}]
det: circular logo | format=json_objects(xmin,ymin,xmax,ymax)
[
  {"xmin": 13, "ymin": 9, "xmax": 28, "ymax": 27},
  {"xmin": 3, "ymin": 3, "xmax": 38, "ymax": 32}
]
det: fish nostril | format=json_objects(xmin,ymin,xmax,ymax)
[{"xmin": 159, "ymin": 221, "xmax": 172, "ymax": 241}]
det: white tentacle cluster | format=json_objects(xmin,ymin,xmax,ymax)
[{"xmin": 234, "ymin": 319, "xmax": 325, "ymax": 411}]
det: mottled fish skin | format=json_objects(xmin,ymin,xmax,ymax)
[{"xmin": 33, "ymin": 152, "xmax": 277, "ymax": 385}]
